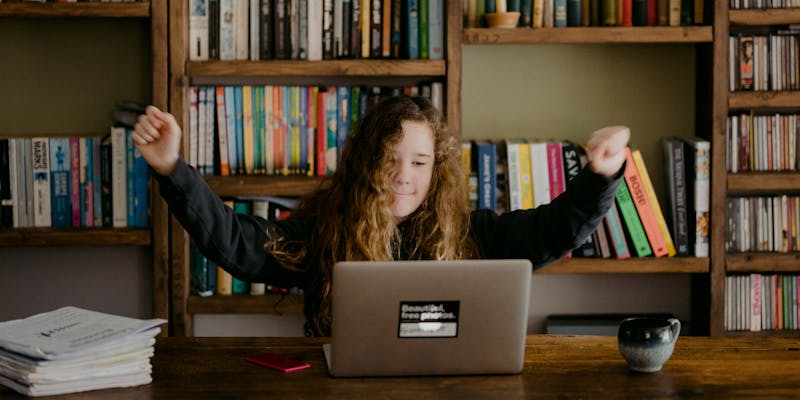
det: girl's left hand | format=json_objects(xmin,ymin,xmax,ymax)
[{"xmin": 585, "ymin": 126, "xmax": 630, "ymax": 179}]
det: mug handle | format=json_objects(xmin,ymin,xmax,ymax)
[{"xmin": 668, "ymin": 318, "xmax": 681, "ymax": 339}]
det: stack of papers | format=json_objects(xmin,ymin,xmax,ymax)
[{"xmin": 0, "ymin": 307, "xmax": 166, "ymax": 397}]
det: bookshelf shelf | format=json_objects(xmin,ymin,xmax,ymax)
[
  {"xmin": 187, "ymin": 60, "xmax": 447, "ymax": 78},
  {"xmin": 724, "ymin": 330, "xmax": 800, "ymax": 338},
  {"xmin": 728, "ymin": 91, "xmax": 800, "ymax": 109},
  {"xmin": 727, "ymin": 173, "xmax": 800, "ymax": 193},
  {"xmin": 203, "ymin": 175, "xmax": 325, "ymax": 198},
  {"xmin": 463, "ymin": 26, "xmax": 713, "ymax": 45},
  {"xmin": 0, "ymin": 228, "xmax": 150, "ymax": 247},
  {"xmin": 534, "ymin": 257, "xmax": 709, "ymax": 274},
  {"xmin": 729, "ymin": 8, "xmax": 800, "ymax": 26},
  {"xmin": 187, "ymin": 294, "xmax": 303, "ymax": 315},
  {"xmin": 0, "ymin": 2, "xmax": 150, "ymax": 18},
  {"xmin": 726, "ymin": 253, "xmax": 800, "ymax": 272}
]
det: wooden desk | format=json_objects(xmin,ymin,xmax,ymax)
[{"xmin": 1, "ymin": 335, "xmax": 798, "ymax": 399}]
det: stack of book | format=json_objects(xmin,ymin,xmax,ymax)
[{"xmin": 0, "ymin": 307, "xmax": 166, "ymax": 397}]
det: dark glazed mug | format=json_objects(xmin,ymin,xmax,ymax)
[{"xmin": 617, "ymin": 317, "xmax": 681, "ymax": 373}]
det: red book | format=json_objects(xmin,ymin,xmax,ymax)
[
  {"xmin": 648, "ymin": 0, "xmax": 657, "ymax": 25},
  {"xmin": 69, "ymin": 137, "xmax": 81, "ymax": 227},
  {"xmin": 546, "ymin": 142, "xmax": 565, "ymax": 201},
  {"xmin": 623, "ymin": 147, "xmax": 668, "ymax": 257},
  {"xmin": 316, "ymin": 90, "xmax": 327, "ymax": 177}
]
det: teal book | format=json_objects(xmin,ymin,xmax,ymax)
[
  {"xmin": 605, "ymin": 202, "xmax": 631, "ymax": 259},
  {"xmin": 325, "ymin": 86, "xmax": 338, "ymax": 175},
  {"xmin": 404, "ymin": 0, "xmax": 419, "ymax": 59},
  {"xmin": 232, "ymin": 201, "xmax": 253, "ymax": 294},
  {"xmin": 615, "ymin": 179, "xmax": 652, "ymax": 257}
]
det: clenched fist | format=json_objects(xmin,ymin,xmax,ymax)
[
  {"xmin": 585, "ymin": 126, "xmax": 630, "ymax": 179},
  {"xmin": 131, "ymin": 106, "xmax": 182, "ymax": 176}
]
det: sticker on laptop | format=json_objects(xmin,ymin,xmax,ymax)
[{"xmin": 398, "ymin": 301, "xmax": 459, "ymax": 338}]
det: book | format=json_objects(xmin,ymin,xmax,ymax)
[
  {"xmin": 623, "ymin": 147, "xmax": 668, "ymax": 257},
  {"xmin": 189, "ymin": 0, "xmax": 210, "ymax": 60},
  {"xmin": 0, "ymin": 307, "xmax": 165, "ymax": 397},
  {"xmin": 31, "ymin": 138, "xmax": 52, "ymax": 228},
  {"xmin": 473, "ymin": 140, "xmax": 497, "ymax": 211},
  {"xmin": 631, "ymin": 149, "xmax": 676, "ymax": 257},
  {"xmin": 615, "ymin": 179, "xmax": 652, "ymax": 257},
  {"xmin": 682, "ymin": 137, "xmax": 710, "ymax": 257},
  {"xmin": 662, "ymin": 137, "xmax": 689, "ymax": 256}
]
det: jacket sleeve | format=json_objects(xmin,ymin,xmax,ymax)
[
  {"xmin": 154, "ymin": 158, "xmax": 307, "ymax": 287},
  {"xmin": 471, "ymin": 165, "xmax": 622, "ymax": 270}
]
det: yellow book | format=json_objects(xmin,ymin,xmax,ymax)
[
  {"xmin": 517, "ymin": 140, "xmax": 534, "ymax": 209},
  {"xmin": 361, "ymin": 0, "xmax": 370, "ymax": 58},
  {"xmin": 632, "ymin": 150, "xmax": 677, "ymax": 257},
  {"xmin": 461, "ymin": 141, "xmax": 471, "ymax": 203},
  {"xmin": 242, "ymin": 85, "xmax": 255, "ymax": 175}
]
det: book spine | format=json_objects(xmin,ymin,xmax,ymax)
[
  {"xmin": 504, "ymin": 142, "xmax": 521, "ymax": 211},
  {"xmin": 518, "ymin": 141, "xmax": 534, "ymax": 209},
  {"xmin": 110, "ymin": 128, "xmax": 127, "ymax": 228},
  {"xmin": 405, "ymin": 0, "xmax": 419, "ymax": 59},
  {"xmin": 325, "ymin": 87, "xmax": 338, "ymax": 174},
  {"xmin": 100, "ymin": 137, "xmax": 112, "ymax": 227},
  {"xmin": 530, "ymin": 142, "xmax": 550, "ymax": 207},
  {"xmin": 81, "ymin": 137, "xmax": 93, "ymax": 227},
  {"xmin": 69, "ymin": 137, "xmax": 81, "ymax": 227},
  {"xmin": 31, "ymin": 138, "xmax": 52, "ymax": 227},
  {"xmin": 566, "ymin": 0, "xmax": 580, "ymax": 26},
  {"xmin": 322, "ymin": 0, "xmax": 334, "ymax": 59},
  {"xmin": 417, "ymin": 0, "xmax": 427, "ymax": 58},
  {"xmin": 546, "ymin": 142, "xmax": 565, "ymax": 201},
  {"xmin": 632, "ymin": 149, "xmax": 676, "ymax": 256},
  {"xmin": 125, "ymin": 130, "xmax": 136, "ymax": 227},
  {"xmin": 219, "ymin": 0, "xmax": 235, "ymax": 59},
  {"xmin": 205, "ymin": 87, "xmax": 216, "ymax": 175},
  {"xmin": 49, "ymin": 138, "xmax": 71, "ymax": 228},
  {"xmin": 264, "ymin": 85, "xmax": 275, "ymax": 175},
  {"xmin": 308, "ymin": 0, "xmax": 323, "ymax": 60},
  {"xmin": 8, "ymin": 139, "xmax": 19, "ymax": 227},
  {"xmin": 554, "ymin": 0, "xmax": 567, "ymax": 26},
  {"xmin": 307, "ymin": 86, "xmax": 317, "ymax": 176},
  {"xmin": 92, "ymin": 137, "xmax": 102, "ymax": 226},
  {"xmin": 624, "ymin": 147, "xmax": 668, "ymax": 257},
  {"xmin": 615, "ymin": 179, "xmax": 653, "ymax": 257},
  {"xmin": 0, "ymin": 140, "xmax": 11, "ymax": 227},
  {"xmin": 663, "ymin": 138, "xmax": 689, "ymax": 255},
  {"xmin": 475, "ymin": 142, "xmax": 497, "ymax": 211},
  {"xmin": 209, "ymin": 0, "xmax": 219, "ymax": 59},
  {"xmin": 337, "ymin": 86, "xmax": 350, "ymax": 163},
  {"xmin": 133, "ymin": 146, "xmax": 149, "ymax": 228},
  {"xmin": 215, "ymin": 87, "xmax": 230, "ymax": 176},
  {"xmin": 189, "ymin": 0, "xmax": 210, "ymax": 60},
  {"xmin": 316, "ymin": 89, "xmax": 327, "ymax": 176}
]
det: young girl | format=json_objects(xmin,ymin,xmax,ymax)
[{"xmin": 133, "ymin": 96, "xmax": 629, "ymax": 336}]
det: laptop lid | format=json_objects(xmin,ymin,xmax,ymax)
[{"xmin": 326, "ymin": 259, "xmax": 531, "ymax": 377}]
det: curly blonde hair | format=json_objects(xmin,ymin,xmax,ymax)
[{"xmin": 266, "ymin": 95, "xmax": 476, "ymax": 336}]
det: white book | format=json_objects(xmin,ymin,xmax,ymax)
[
  {"xmin": 750, "ymin": 273, "xmax": 762, "ymax": 332},
  {"xmin": 298, "ymin": 0, "xmax": 308, "ymax": 59},
  {"xmin": 428, "ymin": 0, "xmax": 443, "ymax": 60},
  {"xmin": 529, "ymin": 142, "xmax": 550, "ymax": 208},
  {"xmin": 9, "ymin": 138, "xmax": 19, "ymax": 227},
  {"xmin": 215, "ymin": 87, "xmax": 230, "ymax": 175},
  {"xmin": 249, "ymin": 0, "xmax": 259, "ymax": 60},
  {"xmin": 333, "ymin": 0, "xmax": 343, "ymax": 57},
  {"xmin": 234, "ymin": 0, "xmax": 249, "ymax": 60},
  {"xmin": 683, "ymin": 137, "xmax": 710, "ymax": 257},
  {"xmin": 189, "ymin": 0, "xmax": 210, "ymax": 60},
  {"xmin": 21, "ymin": 139, "xmax": 35, "ymax": 228},
  {"xmin": 110, "ymin": 127, "xmax": 128, "ymax": 228},
  {"xmin": 219, "ymin": 0, "xmax": 236, "ymax": 60},
  {"xmin": 308, "ymin": 0, "xmax": 323, "ymax": 60},
  {"xmin": 189, "ymin": 87, "xmax": 199, "ymax": 169},
  {"xmin": 431, "ymin": 82, "xmax": 443, "ymax": 112},
  {"xmin": 505, "ymin": 141, "xmax": 522, "ymax": 212},
  {"xmin": 31, "ymin": 138, "xmax": 51, "ymax": 228},
  {"xmin": 204, "ymin": 87, "xmax": 216, "ymax": 175}
]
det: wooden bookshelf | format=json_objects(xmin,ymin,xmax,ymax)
[
  {"xmin": 0, "ymin": 228, "xmax": 150, "ymax": 246},
  {"xmin": 729, "ymin": 8, "xmax": 800, "ymax": 26},
  {"xmin": 187, "ymin": 60, "xmax": 446, "ymax": 78},
  {"xmin": 728, "ymin": 91, "xmax": 800, "ymax": 109},
  {"xmin": 536, "ymin": 257, "xmax": 709, "ymax": 274},
  {"xmin": 187, "ymin": 294, "xmax": 304, "ymax": 315},
  {"xmin": 726, "ymin": 253, "xmax": 800, "ymax": 273},
  {"xmin": 724, "ymin": 330, "xmax": 800, "ymax": 338},
  {"xmin": 0, "ymin": 2, "xmax": 150, "ymax": 18},
  {"xmin": 203, "ymin": 176, "xmax": 325, "ymax": 198},
  {"xmin": 728, "ymin": 173, "xmax": 800, "ymax": 193},
  {"xmin": 463, "ymin": 26, "xmax": 713, "ymax": 45}
]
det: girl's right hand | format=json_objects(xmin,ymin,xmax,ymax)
[{"xmin": 131, "ymin": 105, "xmax": 182, "ymax": 176}]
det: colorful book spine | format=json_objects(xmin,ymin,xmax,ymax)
[
  {"xmin": 615, "ymin": 179, "xmax": 653, "ymax": 257},
  {"xmin": 216, "ymin": 87, "xmax": 231, "ymax": 176},
  {"xmin": 69, "ymin": 137, "xmax": 81, "ymax": 227},
  {"xmin": 242, "ymin": 85, "xmax": 255, "ymax": 175},
  {"xmin": 632, "ymin": 149, "xmax": 676, "ymax": 257},
  {"xmin": 546, "ymin": 142, "xmax": 565, "ymax": 201},
  {"xmin": 337, "ymin": 86, "xmax": 350, "ymax": 162},
  {"xmin": 517, "ymin": 140, "xmax": 534, "ymax": 209},
  {"xmin": 224, "ymin": 86, "xmax": 238, "ymax": 175},
  {"xmin": 684, "ymin": 137, "xmax": 711, "ymax": 257},
  {"xmin": 317, "ymin": 89, "xmax": 328, "ymax": 176},
  {"xmin": 623, "ymin": 147, "xmax": 668, "ymax": 257},
  {"xmin": 474, "ymin": 141, "xmax": 497, "ymax": 211},
  {"xmin": 110, "ymin": 128, "xmax": 127, "ymax": 228}
]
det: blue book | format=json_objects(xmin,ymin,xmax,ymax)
[
  {"xmin": 126, "ymin": 130, "xmax": 136, "ymax": 227},
  {"xmin": 48, "ymin": 137, "xmax": 71, "ymax": 228},
  {"xmin": 554, "ymin": 0, "xmax": 567, "ymax": 27},
  {"xmin": 336, "ymin": 86, "xmax": 350, "ymax": 160},
  {"xmin": 485, "ymin": 0, "xmax": 496, "ymax": 13},
  {"xmin": 80, "ymin": 137, "xmax": 91, "ymax": 227},
  {"xmin": 224, "ymin": 86, "xmax": 237, "ymax": 175},
  {"xmin": 234, "ymin": 86, "xmax": 244, "ymax": 175},
  {"xmin": 473, "ymin": 141, "xmax": 497, "ymax": 211},
  {"xmin": 605, "ymin": 202, "xmax": 631, "ymax": 259},
  {"xmin": 133, "ymin": 145, "xmax": 149, "ymax": 228},
  {"xmin": 405, "ymin": 0, "xmax": 419, "ymax": 59}
]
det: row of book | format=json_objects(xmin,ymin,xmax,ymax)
[
  {"xmin": 464, "ymin": 0, "xmax": 704, "ymax": 28},
  {"xmin": 726, "ymin": 195, "xmax": 800, "ymax": 253},
  {"xmin": 0, "ymin": 0, "xmax": 146, "ymax": 2},
  {"xmin": 730, "ymin": 1, "xmax": 800, "ymax": 9},
  {"xmin": 189, "ymin": 198, "xmax": 303, "ymax": 297},
  {"xmin": 463, "ymin": 137, "xmax": 710, "ymax": 259},
  {"xmin": 725, "ymin": 274, "xmax": 799, "ymax": 332},
  {"xmin": 727, "ymin": 112, "xmax": 800, "ymax": 173},
  {"xmin": 0, "ymin": 129, "xmax": 149, "ymax": 229},
  {"xmin": 189, "ymin": 0, "xmax": 444, "ymax": 61},
  {"xmin": 729, "ymin": 32, "xmax": 800, "ymax": 92},
  {"xmin": 186, "ymin": 83, "xmax": 443, "ymax": 177}
]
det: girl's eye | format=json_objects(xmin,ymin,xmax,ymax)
[{"xmin": 413, "ymin": 161, "xmax": 427, "ymax": 166}]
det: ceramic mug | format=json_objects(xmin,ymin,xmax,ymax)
[{"xmin": 617, "ymin": 317, "xmax": 681, "ymax": 373}]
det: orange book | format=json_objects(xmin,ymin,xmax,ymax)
[
  {"xmin": 623, "ymin": 147, "xmax": 668, "ymax": 257},
  {"xmin": 631, "ymin": 149, "xmax": 676, "ymax": 256}
]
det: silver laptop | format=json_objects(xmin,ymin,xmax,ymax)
[{"xmin": 323, "ymin": 259, "xmax": 532, "ymax": 377}]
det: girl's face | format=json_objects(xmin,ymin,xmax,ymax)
[{"xmin": 388, "ymin": 121, "xmax": 435, "ymax": 222}]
